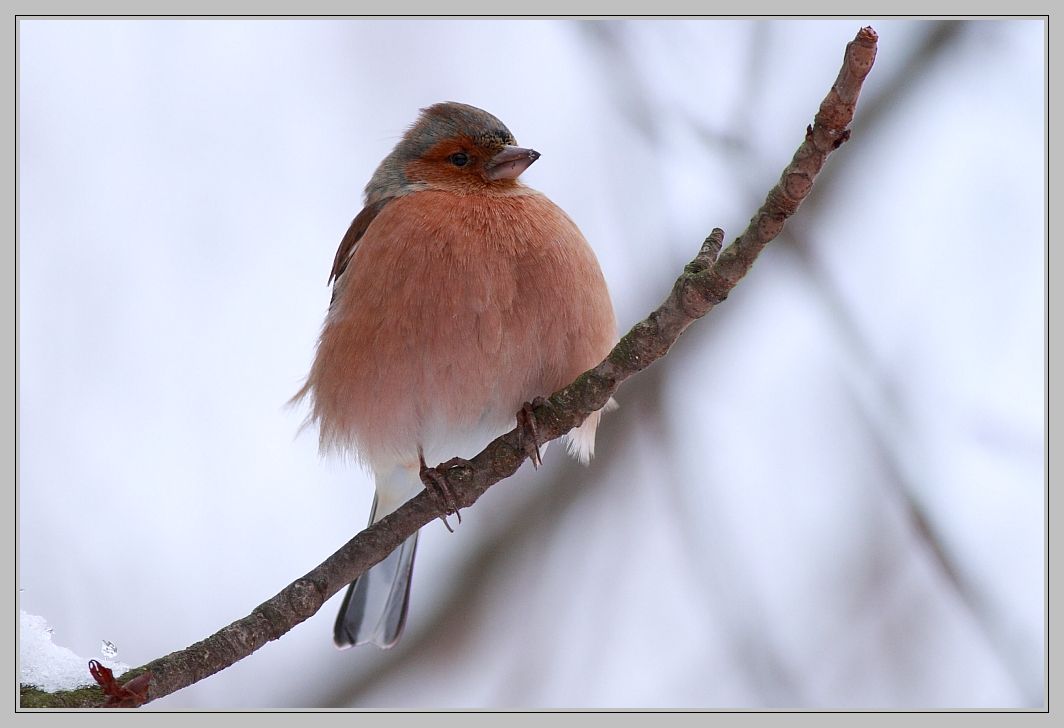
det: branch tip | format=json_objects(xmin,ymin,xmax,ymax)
[{"xmin": 24, "ymin": 27, "xmax": 879, "ymax": 710}]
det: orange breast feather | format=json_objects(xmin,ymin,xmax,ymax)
[{"xmin": 303, "ymin": 188, "xmax": 616, "ymax": 469}]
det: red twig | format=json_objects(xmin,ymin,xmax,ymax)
[{"xmin": 20, "ymin": 27, "xmax": 877, "ymax": 709}]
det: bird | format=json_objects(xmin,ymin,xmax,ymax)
[{"xmin": 293, "ymin": 101, "xmax": 617, "ymax": 649}]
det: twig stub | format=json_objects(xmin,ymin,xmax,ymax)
[{"xmin": 21, "ymin": 26, "xmax": 878, "ymax": 709}]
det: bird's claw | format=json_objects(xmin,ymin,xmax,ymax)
[
  {"xmin": 516, "ymin": 397, "xmax": 549, "ymax": 469},
  {"xmin": 419, "ymin": 452, "xmax": 466, "ymax": 531}
]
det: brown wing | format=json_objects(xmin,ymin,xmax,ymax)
[{"xmin": 328, "ymin": 197, "xmax": 393, "ymax": 285}]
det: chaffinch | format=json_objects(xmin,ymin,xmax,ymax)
[{"xmin": 294, "ymin": 102, "xmax": 617, "ymax": 648}]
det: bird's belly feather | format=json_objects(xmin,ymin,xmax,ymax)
[{"xmin": 303, "ymin": 189, "xmax": 616, "ymax": 471}]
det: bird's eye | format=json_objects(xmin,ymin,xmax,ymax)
[{"xmin": 449, "ymin": 153, "xmax": 469, "ymax": 167}]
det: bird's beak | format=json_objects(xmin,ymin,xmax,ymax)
[{"xmin": 485, "ymin": 145, "xmax": 541, "ymax": 181}]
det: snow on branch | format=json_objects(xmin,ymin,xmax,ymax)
[{"xmin": 20, "ymin": 26, "xmax": 878, "ymax": 709}]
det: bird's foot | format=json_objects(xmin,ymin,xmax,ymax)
[
  {"xmin": 419, "ymin": 452, "xmax": 467, "ymax": 532},
  {"xmin": 516, "ymin": 397, "xmax": 549, "ymax": 469}
]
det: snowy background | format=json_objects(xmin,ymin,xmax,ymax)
[{"xmin": 18, "ymin": 19, "xmax": 1045, "ymax": 708}]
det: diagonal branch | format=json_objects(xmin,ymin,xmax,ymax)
[{"xmin": 20, "ymin": 26, "xmax": 878, "ymax": 709}]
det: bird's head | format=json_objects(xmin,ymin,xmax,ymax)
[{"xmin": 364, "ymin": 102, "xmax": 540, "ymax": 203}]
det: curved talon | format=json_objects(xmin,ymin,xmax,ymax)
[
  {"xmin": 437, "ymin": 457, "xmax": 471, "ymax": 525},
  {"xmin": 439, "ymin": 513, "xmax": 455, "ymax": 533},
  {"xmin": 517, "ymin": 397, "xmax": 548, "ymax": 469},
  {"xmin": 418, "ymin": 451, "xmax": 465, "ymax": 528}
]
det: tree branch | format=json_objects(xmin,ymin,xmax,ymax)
[{"xmin": 20, "ymin": 26, "xmax": 878, "ymax": 709}]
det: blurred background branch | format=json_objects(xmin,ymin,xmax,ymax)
[{"xmin": 19, "ymin": 18, "xmax": 1043, "ymax": 709}]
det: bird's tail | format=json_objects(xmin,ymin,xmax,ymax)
[{"xmin": 333, "ymin": 492, "xmax": 419, "ymax": 649}]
